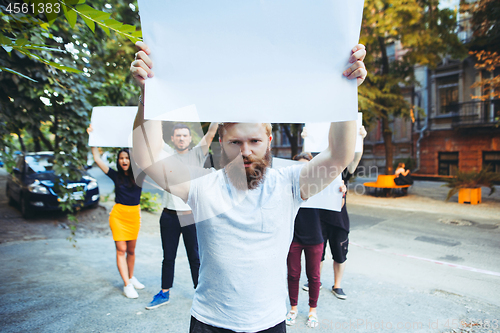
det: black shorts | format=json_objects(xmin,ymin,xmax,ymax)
[
  {"xmin": 321, "ymin": 224, "xmax": 349, "ymax": 264},
  {"xmin": 190, "ymin": 316, "xmax": 286, "ymax": 333}
]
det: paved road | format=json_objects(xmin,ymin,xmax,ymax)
[{"xmin": 1, "ymin": 167, "xmax": 499, "ymax": 332}]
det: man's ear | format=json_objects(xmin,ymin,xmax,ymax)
[
  {"xmin": 171, "ymin": 136, "xmax": 174, "ymax": 142},
  {"xmin": 269, "ymin": 135, "xmax": 273, "ymax": 143}
]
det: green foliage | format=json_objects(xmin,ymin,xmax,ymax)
[
  {"xmin": 140, "ymin": 192, "xmax": 161, "ymax": 213},
  {"xmin": 0, "ymin": 0, "xmax": 142, "ymax": 243},
  {"xmin": 1, "ymin": 0, "xmax": 141, "ymax": 80},
  {"xmin": 359, "ymin": 0, "xmax": 467, "ymax": 172},
  {"xmin": 443, "ymin": 168, "xmax": 500, "ymax": 201}
]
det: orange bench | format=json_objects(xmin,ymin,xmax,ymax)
[{"xmin": 363, "ymin": 175, "xmax": 411, "ymax": 196}]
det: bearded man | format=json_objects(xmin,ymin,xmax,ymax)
[{"xmin": 131, "ymin": 41, "xmax": 367, "ymax": 333}]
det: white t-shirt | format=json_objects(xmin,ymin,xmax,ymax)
[
  {"xmin": 162, "ymin": 144, "xmax": 207, "ymax": 211},
  {"xmin": 187, "ymin": 164, "xmax": 305, "ymax": 332}
]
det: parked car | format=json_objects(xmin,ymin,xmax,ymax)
[{"xmin": 6, "ymin": 152, "xmax": 100, "ymax": 218}]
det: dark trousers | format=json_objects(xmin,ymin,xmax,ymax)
[
  {"xmin": 160, "ymin": 211, "xmax": 200, "ymax": 290},
  {"xmin": 190, "ymin": 316, "xmax": 286, "ymax": 333},
  {"xmin": 287, "ymin": 241, "xmax": 323, "ymax": 308}
]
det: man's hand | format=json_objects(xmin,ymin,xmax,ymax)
[
  {"xmin": 130, "ymin": 41, "xmax": 153, "ymax": 91},
  {"xmin": 359, "ymin": 125, "xmax": 367, "ymax": 139},
  {"xmin": 343, "ymin": 44, "xmax": 367, "ymax": 86},
  {"xmin": 301, "ymin": 127, "xmax": 308, "ymax": 139}
]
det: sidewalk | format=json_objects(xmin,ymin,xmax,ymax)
[{"xmin": 348, "ymin": 177, "xmax": 500, "ymax": 223}]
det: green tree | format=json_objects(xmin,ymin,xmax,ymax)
[
  {"xmin": 0, "ymin": 0, "xmax": 141, "ymax": 240},
  {"xmin": 359, "ymin": 0, "xmax": 466, "ymax": 174}
]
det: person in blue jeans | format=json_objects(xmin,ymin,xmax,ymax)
[{"xmin": 146, "ymin": 122, "xmax": 218, "ymax": 310}]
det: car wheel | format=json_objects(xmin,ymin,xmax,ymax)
[{"xmin": 20, "ymin": 196, "xmax": 32, "ymax": 219}]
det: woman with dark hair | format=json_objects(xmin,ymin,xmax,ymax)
[{"xmin": 91, "ymin": 146, "xmax": 144, "ymax": 299}]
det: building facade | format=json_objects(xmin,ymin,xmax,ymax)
[{"xmin": 362, "ymin": 12, "xmax": 500, "ymax": 177}]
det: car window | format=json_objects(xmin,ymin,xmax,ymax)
[{"xmin": 25, "ymin": 155, "xmax": 55, "ymax": 173}]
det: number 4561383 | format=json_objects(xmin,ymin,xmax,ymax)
[{"xmin": 6, "ymin": 2, "xmax": 61, "ymax": 14}]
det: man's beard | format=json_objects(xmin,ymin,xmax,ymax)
[
  {"xmin": 221, "ymin": 148, "xmax": 272, "ymax": 191},
  {"xmin": 174, "ymin": 144, "xmax": 188, "ymax": 152}
]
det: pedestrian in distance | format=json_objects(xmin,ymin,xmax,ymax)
[
  {"xmin": 88, "ymin": 136, "xmax": 145, "ymax": 299},
  {"xmin": 130, "ymin": 41, "xmax": 367, "ymax": 332},
  {"xmin": 146, "ymin": 121, "xmax": 218, "ymax": 310}
]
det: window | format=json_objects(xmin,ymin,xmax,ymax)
[
  {"xmin": 437, "ymin": 75, "xmax": 459, "ymax": 114},
  {"xmin": 438, "ymin": 152, "xmax": 459, "ymax": 176},
  {"xmin": 483, "ymin": 151, "xmax": 500, "ymax": 173}
]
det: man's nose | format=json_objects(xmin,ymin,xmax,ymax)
[{"xmin": 240, "ymin": 142, "xmax": 252, "ymax": 157}]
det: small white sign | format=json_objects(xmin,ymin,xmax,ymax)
[
  {"xmin": 88, "ymin": 106, "xmax": 138, "ymax": 148},
  {"xmin": 303, "ymin": 112, "xmax": 363, "ymax": 153},
  {"xmin": 272, "ymin": 157, "xmax": 343, "ymax": 212}
]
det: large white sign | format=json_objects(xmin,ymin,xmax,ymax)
[
  {"xmin": 272, "ymin": 157, "xmax": 343, "ymax": 212},
  {"xmin": 138, "ymin": 0, "xmax": 365, "ymax": 123},
  {"xmin": 88, "ymin": 106, "xmax": 138, "ymax": 147}
]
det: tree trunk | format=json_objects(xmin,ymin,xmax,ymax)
[
  {"xmin": 381, "ymin": 113, "xmax": 394, "ymax": 175},
  {"xmin": 378, "ymin": 36, "xmax": 394, "ymax": 175},
  {"xmin": 32, "ymin": 126, "xmax": 42, "ymax": 152},
  {"xmin": 15, "ymin": 130, "xmax": 26, "ymax": 152},
  {"xmin": 282, "ymin": 124, "xmax": 299, "ymax": 159},
  {"xmin": 38, "ymin": 131, "xmax": 54, "ymax": 151},
  {"xmin": 53, "ymin": 112, "xmax": 59, "ymax": 151}
]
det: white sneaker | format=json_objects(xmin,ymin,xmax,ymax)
[
  {"xmin": 129, "ymin": 276, "xmax": 145, "ymax": 290},
  {"xmin": 123, "ymin": 283, "xmax": 139, "ymax": 299},
  {"xmin": 286, "ymin": 311, "xmax": 297, "ymax": 326}
]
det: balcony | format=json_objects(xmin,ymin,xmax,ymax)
[{"xmin": 447, "ymin": 99, "xmax": 500, "ymax": 128}]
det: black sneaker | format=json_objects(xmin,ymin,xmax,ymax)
[
  {"xmin": 302, "ymin": 282, "xmax": 322, "ymax": 291},
  {"xmin": 332, "ymin": 287, "xmax": 347, "ymax": 299}
]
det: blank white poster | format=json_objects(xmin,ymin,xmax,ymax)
[
  {"xmin": 88, "ymin": 106, "xmax": 138, "ymax": 148},
  {"xmin": 138, "ymin": 0, "xmax": 365, "ymax": 123}
]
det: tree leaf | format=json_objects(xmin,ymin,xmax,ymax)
[
  {"xmin": 0, "ymin": 66, "xmax": 38, "ymax": 82},
  {"xmin": 63, "ymin": 6, "xmax": 78, "ymax": 28}
]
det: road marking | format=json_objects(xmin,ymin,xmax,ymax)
[{"xmin": 350, "ymin": 241, "xmax": 500, "ymax": 277}]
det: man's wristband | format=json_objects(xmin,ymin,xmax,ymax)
[{"xmin": 139, "ymin": 95, "xmax": 144, "ymax": 106}]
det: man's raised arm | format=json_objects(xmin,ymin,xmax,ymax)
[
  {"xmin": 299, "ymin": 44, "xmax": 367, "ymax": 200},
  {"xmin": 299, "ymin": 121, "xmax": 357, "ymax": 200},
  {"xmin": 130, "ymin": 42, "xmax": 193, "ymax": 202},
  {"xmin": 199, "ymin": 122, "xmax": 219, "ymax": 156}
]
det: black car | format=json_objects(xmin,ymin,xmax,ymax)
[{"xmin": 6, "ymin": 152, "xmax": 100, "ymax": 218}]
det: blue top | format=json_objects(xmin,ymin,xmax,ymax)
[
  {"xmin": 292, "ymin": 208, "xmax": 323, "ymax": 245},
  {"xmin": 106, "ymin": 168, "xmax": 142, "ymax": 206}
]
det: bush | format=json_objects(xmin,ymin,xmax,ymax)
[
  {"xmin": 443, "ymin": 168, "xmax": 500, "ymax": 201},
  {"xmin": 140, "ymin": 192, "xmax": 161, "ymax": 212}
]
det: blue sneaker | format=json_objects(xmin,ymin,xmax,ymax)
[{"xmin": 145, "ymin": 290, "xmax": 170, "ymax": 310}]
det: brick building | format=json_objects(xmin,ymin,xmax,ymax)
[{"xmin": 362, "ymin": 11, "xmax": 500, "ymax": 177}]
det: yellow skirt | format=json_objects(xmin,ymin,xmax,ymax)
[{"xmin": 109, "ymin": 203, "xmax": 141, "ymax": 241}]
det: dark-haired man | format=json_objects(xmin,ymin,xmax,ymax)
[{"xmin": 145, "ymin": 121, "xmax": 218, "ymax": 310}]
